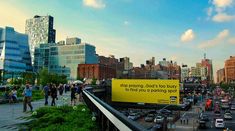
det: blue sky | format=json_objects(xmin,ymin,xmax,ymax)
[{"xmin": 0, "ymin": 0, "xmax": 235, "ymax": 79}]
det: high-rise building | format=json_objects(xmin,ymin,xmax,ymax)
[
  {"xmin": 201, "ymin": 58, "xmax": 213, "ymax": 83},
  {"xmin": 146, "ymin": 57, "xmax": 155, "ymax": 66},
  {"xmin": 25, "ymin": 15, "xmax": 56, "ymax": 65},
  {"xmin": 181, "ymin": 64, "xmax": 189, "ymax": 82},
  {"xmin": 34, "ymin": 37, "xmax": 98, "ymax": 80},
  {"xmin": 159, "ymin": 58, "xmax": 170, "ymax": 67},
  {"xmin": 0, "ymin": 27, "xmax": 32, "ymax": 79},
  {"xmin": 120, "ymin": 57, "xmax": 133, "ymax": 70},
  {"xmin": 224, "ymin": 56, "xmax": 235, "ymax": 83},
  {"xmin": 217, "ymin": 68, "xmax": 225, "ymax": 84}
]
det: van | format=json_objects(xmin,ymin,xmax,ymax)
[{"xmin": 215, "ymin": 119, "xmax": 225, "ymax": 128}]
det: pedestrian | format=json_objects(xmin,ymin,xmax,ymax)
[
  {"xmin": 183, "ymin": 118, "xmax": 185, "ymax": 124},
  {"xmin": 180, "ymin": 118, "xmax": 182, "ymax": 124},
  {"xmin": 70, "ymin": 85, "xmax": 76, "ymax": 106},
  {"xmin": 50, "ymin": 84, "xmax": 57, "ymax": 106},
  {"xmin": 43, "ymin": 84, "xmax": 49, "ymax": 105},
  {"xmin": 10, "ymin": 87, "xmax": 18, "ymax": 103},
  {"xmin": 22, "ymin": 84, "xmax": 33, "ymax": 112},
  {"xmin": 59, "ymin": 84, "xmax": 64, "ymax": 96},
  {"xmin": 186, "ymin": 117, "xmax": 189, "ymax": 125}
]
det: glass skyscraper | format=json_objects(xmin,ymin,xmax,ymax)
[
  {"xmin": 25, "ymin": 15, "xmax": 56, "ymax": 65},
  {"xmin": 0, "ymin": 27, "xmax": 32, "ymax": 78},
  {"xmin": 34, "ymin": 37, "xmax": 98, "ymax": 80}
]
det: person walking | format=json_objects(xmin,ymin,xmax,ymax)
[
  {"xmin": 22, "ymin": 85, "xmax": 33, "ymax": 112},
  {"xmin": 43, "ymin": 84, "xmax": 50, "ymax": 105},
  {"xmin": 11, "ymin": 87, "xmax": 17, "ymax": 103},
  {"xmin": 50, "ymin": 84, "xmax": 57, "ymax": 106},
  {"xmin": 59, "ymin": 84, "xmax": 64, "ymax": 96},
  {"xmin": 70, "ymin": 85, "xmax": 76, "ymax": 106}
]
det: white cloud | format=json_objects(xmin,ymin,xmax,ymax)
[
  {"xmin": 213, "ymin": 0, "xmax": 233, "ymax": 8},
  {"xmin": 83, "ymin": 0, "xmax": 106, "ymax": 9},
  {"xmin": 206, "ymin": 0, "xmax": 235, "ymax": 23},
  {"xmin": 198, "ymin": 29, "xmax": 230, "ymax": 48},
  {"xmin": 212, "ymin": 13, "xmax": 235, "ymax": 22},
  {"xmin": 180, "ymin": 29, "xmax": 195, "ymax": 42},
  {"xmin": 228, "ymin": 37, "xmax": 235, "ymax": 44},
  {"xmin": 217, "ymin": 29, "xmax": 230, "ymax": 38}
]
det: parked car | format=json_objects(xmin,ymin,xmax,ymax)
[
  {"xmin": 151, "ymin": 124, "xmax": 162, "ymax": 131},
  {"xmin": 120, "ymin": 111, "xmax": 129, "ymax": 117},
  {"xmin": 154, "ymin": 115, "xmax": 164, "ymax": 123},
  {"xmin": 224, "ymin": 112, "xmax": 232, "ymax": 120},
  {"xmin": 144, "ymin": 114, "xmax": 155, "ymax": 122},
  {"xmin": 127, "ymin": 113, "xmax": 140, "ymax": 121},
  {"xmin": 158, "ymin": 109, "xmax": 172, "ymax": 115},
  {"xmin": 180, "ymin": 103, "xmax": 190, "ymax": 111},
  {"xmin": 215, "ymin": 119, "xmax": 225, "ymax": 129}
]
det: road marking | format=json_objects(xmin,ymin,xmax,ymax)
[
  {"xmin": 176, "ymin": 125, "xmax": 193, "ymax": 129},
  {"xmin": 225, "ymin": 121, "xmax": 235, "ymax": 124}
]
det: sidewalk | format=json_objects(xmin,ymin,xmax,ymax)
[{"xmin": 0, "ymin": 91, "xmax": 80, "ymax": 131}]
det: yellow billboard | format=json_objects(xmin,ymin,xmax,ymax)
[{"xmin": 112, "ymin": 79, "xmax": 179, "ymax": 104}]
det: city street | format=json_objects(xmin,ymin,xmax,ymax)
[
  {"xmin": 175, "ymin": 98, "xmax": 235, "ymax": 131},
  {"xmin": 0, "ymin": 92, "xmax": 75, "ymax": 131}
]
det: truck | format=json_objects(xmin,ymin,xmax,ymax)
[{"xmin": 205, "ymin": 99, "xmax": 213, "ymax": 111}]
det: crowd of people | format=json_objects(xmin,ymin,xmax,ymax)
[
  {"xmin": 42, "ymin": 83, "xmax": 84, "ymax": 106},
  {"xmin": 1, "ymin": 82, "xmax": 85, "ymax": 112}
]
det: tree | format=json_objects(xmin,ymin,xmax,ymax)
[
  {"xmin": 91, "ymin": 78, "xmax": 97, "ymax": 85},
  {"xmin": 38, "ymin": 68, "xmax": 68, "ymax": 86},
  {"xmin": 39, "ymin": 68, "xmax": 50, "ymax": 86}
]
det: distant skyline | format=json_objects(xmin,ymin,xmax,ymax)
[{"xmin": 0, "ymin": 0, "xmax": 235, "ymax": 80}]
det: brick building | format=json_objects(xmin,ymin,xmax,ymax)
[
  {"xmin": 77, "ymin": 64, "xmax": 116, "ymax": 80},
  {"xmin": 225, "ymin": 56, "xmax": 235, "ymax": 83}
]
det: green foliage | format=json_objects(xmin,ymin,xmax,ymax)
[
  {"xmin": 39, "ymin": 68, "xmax": 67, "ymax": 86},
  {"xmin": 91, "ymin": 78, "xmax": 97, "ymax": 85},
  {"xmin": 39, "ymin": 68, "xmax": 50, "ymax": 86},
  {"xmin": 32, "ymin": 90, "xmax": 44, "ymax": 101},
  {"xmin": 77, "ymin": 75, "xmax": 83, "ymax": 81},
  {"xmin": 22, "ymin": 105, "xmax": 98, "ymax": 131},
  {"xmin": 219, "ymin": 83, "xmax": 235, "ymax": 91}
]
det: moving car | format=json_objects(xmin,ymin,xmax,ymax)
[
  {"xmin": 144, "ymin": 114, "xmax": 155, "ymax": 122},
  {"xmin": 215, "ymin": 119, "xmax": 225, "ymax": 129},
  {"xmin": 221, "ymin": 102, "xmax": 230, "ymax": 110},
  {"xmin": 199, "ymin": 114, "xmax": 209, "ymax": 121},
  {"xmin": 224, "ymin": 112, "xmax": 232, "ymax": 120},
  {"xmin": 198, "ymin": 119, "xmax": 207, "ymax": 129},
  {"xmin": 214, "ymin": 110, "xmax": 221, "ymax": 120},
  {"xmin": 230, "ymin": 104, "xmax": 235, "ymax": 110},
  {"xmin": 127, "ymin": 113, "xmax": 140, "ymax": 121}
]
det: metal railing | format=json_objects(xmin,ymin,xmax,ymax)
[{"xmin": 82, "ymin": 88, "xmax": 146, "ymax": 131}]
